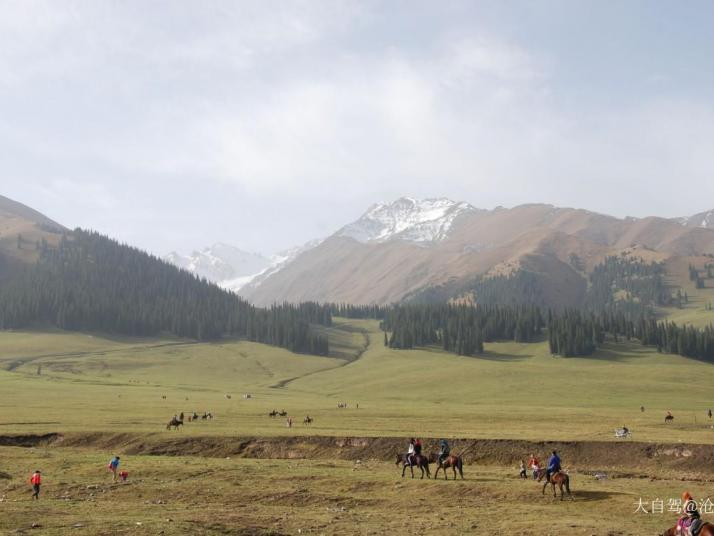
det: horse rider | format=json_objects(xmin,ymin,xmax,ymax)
[
  {"xmin": 406, "ymin": 438, "xmax": 416, "ymax": 466},
  {"xmin": 680, "ymin": 491, "xmax": 702, "ymax": 536},
  {"xmin": 528, "ymin": 454, "xmax": 540, "ymax": 480},
  {"xmin": 622, "ymin": 425, "xmax": 629, "ymax": 435},
  {"xmin": 438, "ymin": 439, "xmax": 450, "ymax": 466},
  {"xmin": 414, "ymin": 438, "xmax": 422, "ymax": 457},
  {"xmin": 545, "ymin": 450, "xmax": 561, "ymax": 483}
]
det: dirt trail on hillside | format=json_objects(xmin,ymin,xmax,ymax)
[
  {"xmin": 270, "ymin": 324, "xmax": 371, "ymax": 389},
  {"xmin": 3, "ymin": 433, "xmax": 714, "ymax": 478}
]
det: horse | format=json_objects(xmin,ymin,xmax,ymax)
[
  {"xmin": 536, "ymin": 468, "xmax": 572, "ymax": 500},
  {"xmin": 269, "ymin": 410, "xmax": 278, "ymax": 418},
  {"xmin": 303, "ymin": 416, "xmax": 313, "ymax": 425},
  {"xmin": 166, "ymin": 417, "xmax": 183, "ymax": 430},
  {"xmin": 662, "ymin": 521, "xmax": 714, "ymax": 535},
  {"xmin": 278, "ymin": 410, "xmax": 287, "ymax": 417},
  {"xmin": 432, "ymin": 453, "xmax": 464, "ymax": 480},
  {"xmin": 665, "ymin": 414, "xmax": 674, "ymax": 423},
  {"xmin": 395, "ymin": 453, "xmax": 431, "ymax": 479}
]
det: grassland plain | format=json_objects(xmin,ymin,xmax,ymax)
[
  {"xmin": 0, "ymin": 445, "xmax": 708, "ymax": 536},
  {"xmin": 2, "ymin": 318, "xmax": 714, "ymax": 535}
]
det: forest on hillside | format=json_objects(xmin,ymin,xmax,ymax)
[{"xmin": 0, "ymin": 230, "xmax": 330, "ymax": 355}]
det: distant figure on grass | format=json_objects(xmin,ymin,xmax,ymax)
[
  {"xmin": 166, "ymin": 417, "xmax": 183, "ymax": 430},
  {"xmin": 287, "ymin": 417, "xmax": 293, "ymax": 428},
  {"xmin": 118, "ymin": 471, "xmax": 128, "ymax": 482},
  {"xmin": 528, "ymin": 454, "xmax": 540, "ymax": 480},
  {"xmin": 665, "ymin": 411, "xmax": 674, "ymax": 423},
  {"xmin": 30, "ymin": 470, "xmax": 41, "ymax": 500},
  {"xmin": 709, "ymin": 408, "xmax": 712, "ymax": 420},
  {"xmin": 108, "ymin": 456, "xmax": 120, "ymax": 482},
  {"xmin": 641, "ymin": 405, "xmax": 645, "ymax": 413},
  {"xmin": 519, "ymin": 460, "xmax": 527, "ymax": 479}
]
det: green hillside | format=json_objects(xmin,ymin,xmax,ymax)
[{"xmin": 1, "ymin": 318, "xmax": 713, "ymax": 444}]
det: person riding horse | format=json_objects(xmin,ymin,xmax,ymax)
[
  {"xmin": 414, "ymin": 438, "xmax": 422, "ymax": 456},
  {"xmin": 680, "ymin": 491, "xmax": 703, "ymax": 536},
  {"xmin": 545, "ymin": 450, "xmax": 561, "ymax": 483},
  {"xmin": 406, "ymin": 438, "xmax": 416, "ymax": 467},
  {"xmin": 438, "ymin": 439, "xmax": 450, "ymax": 466}
]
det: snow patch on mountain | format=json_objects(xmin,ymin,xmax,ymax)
[
  {"xmin": 164, "ymin": 243, "xmax": 271, "ymax": 289},
  {"xmin": 675, "ymin": 210, "xmax": 714, "ymax": 229},
  {"xmin": 165, "ymin": 240, "xmax": 324, "ymax": 294},
  {"xmin": 234, "ymin": 239, "xmax": 323, "ymax": 295},
  {"xmin": 337, "ymin": 197, "xmax": 475, "ymax": 243}
]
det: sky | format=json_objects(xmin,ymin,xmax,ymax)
[{"xmin": 2, "ymin": 0, "xmax": 714, "ymax": 256}]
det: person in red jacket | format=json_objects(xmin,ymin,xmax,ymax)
[{"xmin": 30, "ymin": 470, "xmax": 41, "ymax": 500}]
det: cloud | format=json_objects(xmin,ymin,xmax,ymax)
[{"xmin": 1, "ymin": 1, "xmax": 713, "ymax": 254}]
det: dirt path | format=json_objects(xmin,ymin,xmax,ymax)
[{"xmin": 270, "ymin": 324, "xmax": 371, "ymax": 389}]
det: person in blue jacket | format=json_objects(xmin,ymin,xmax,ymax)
[
  {"xmin": 545, "ymin": 450, "xmax": 561, "ymax": 483},
  {"xmin": 108, "ymin": 455, "xmax": 121, "ymax": 482}
]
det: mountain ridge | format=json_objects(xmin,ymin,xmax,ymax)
[{"xmin": 241, "ymin": 199, "xmax": 714, "ymax": 306}]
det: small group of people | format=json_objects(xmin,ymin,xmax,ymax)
[
  {"xmin": 28, "ymin": 454, "xmax": 126, "ymax": 500},
  {"xmin": 403, "ymin": 438, "xmax": 450, "ymax": 466},
  {"xmin": 523, "ymin": 450, "xmax": 561, "ymax": 481}
]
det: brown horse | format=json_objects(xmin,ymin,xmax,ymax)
[
  {"xmin": 536, "ymin": 468, "xmax": 572, "ymax": 500},
  {"xmin": 395, "ymin": 453, "xmax": 431, "ymax": 479},
  {"xmin": 432, "ymin": 453, "xmax": 464, "ymax": 480},
  {"xmin": 662, "ymin": 521, "xmax": 714, "ymax": 535},
  {"xmin": 665, "ymin": 414, "xmax": 674, "ymax": 423},
  {"xmin": 166, "ymin": 417, "xmax": 183, "ymax": 430}
]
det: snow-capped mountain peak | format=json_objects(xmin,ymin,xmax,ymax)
[
  {"xmin": 164, "ymin": 244, "xmax": 271, "ymax": 286},
  {"xmin": 337, "ymin": 197, "xmax": 475, "ymax": 243}
]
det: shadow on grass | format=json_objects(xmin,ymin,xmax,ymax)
[
  {"xmin": 416, "ymin": 345, "xmax": 528, "ymax": 362},
  {"xmin": 571, "ymin": 490, "xmax": 628, "ymax": 502}
]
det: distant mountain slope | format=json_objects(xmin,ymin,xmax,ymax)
[
  {"xmin": 677, "ymin": 209, "xmax": 714, "ymax": 229},
  {"xmin": 164, "ymin": 240, "xmax": 323, "ymax": 293},
  {"xmin": 243, "ymin": 199, "xmax": 714, "ymax": 306},
  {"xmin": 0, "ymin": 194, "xmax": 66, "ymax": 279},
  {"xmin": 164, "ymin": 244, "xmax": 272, "ymax": 288}
]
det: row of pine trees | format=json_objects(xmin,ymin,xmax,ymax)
[{"xmin": 380, "ymin": 303, "xmax": 714, "ymax": 362}]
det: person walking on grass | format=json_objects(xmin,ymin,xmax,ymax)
[
  {"xmin": 519, "ymin": 460, "xmax": 527, "ymax": 479},
  {"xmin": 108, "ymin": 456, "xmax": 120, "ymax": 482},
  {"xmin": 30, "ymin": 470, "xmax": 41, "ymax": 500}
]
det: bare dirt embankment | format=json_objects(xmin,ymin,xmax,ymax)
[{"xmin": 3, "ymin": 433, "xmax": 714, "ymax": 478}]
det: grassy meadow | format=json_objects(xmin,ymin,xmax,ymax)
[
  {"xmin": 0, "ymin": 445, "xmax": 701, "ymax": 536},
  {"xmin": 2, "ymin": 318, "xmax": 714, "ymax": 534},
  {"xmin": 1, "ymin": 318, "xmax": 713, "ymax": 442}
]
